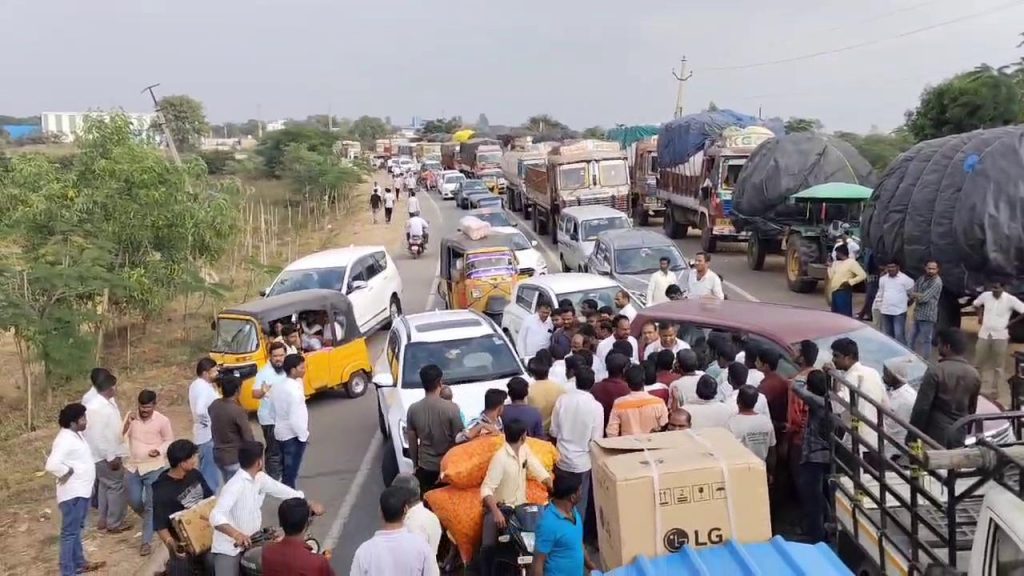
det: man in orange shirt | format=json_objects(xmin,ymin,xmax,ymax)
[{"xmin": 606, "ymin": 366, "xmax": 669, "ymax": 437}]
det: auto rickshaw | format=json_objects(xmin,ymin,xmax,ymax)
[
  {"xmin": 210, "ymin": 289, "xmax": 373, "ymax": 412},
  {"xmin": 437, "ymin": 233, "xmax": 521, "ymax": 323}
]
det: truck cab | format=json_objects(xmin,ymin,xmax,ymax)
[{"xmin": 630, "ymin": 137, "xmax": 663, "ymax": 226}]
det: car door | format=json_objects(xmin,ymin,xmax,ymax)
[
  {"xmin": 370, "ymin": 251, "xmax": 398, "ymax": 321},
  {"xmin": 377, "ymin": 328, "xmax": 402, "ymax": 437},
  {"xmin": 347, "ymin": 255, "xmax": 376, "ymax": 332},
  {"xmin": 505, "ymin": 284, "xmax": 540, "ymax": 345}
]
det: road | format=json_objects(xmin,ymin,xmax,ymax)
[{"xmin": 251, "ymin": 189, "xmax": 835, "ymax": 573}]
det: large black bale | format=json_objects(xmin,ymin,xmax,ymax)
[{"xmin": 862, "ymin": 125, "xmax": 1024, "ymax": 295}]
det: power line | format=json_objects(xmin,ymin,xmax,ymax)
[
  {"xmin": 769, "ymin": 0, "xmax": 949, "ymax": 51},
  {"xmin": 704, "ymin": 0, "xmax": 1024, "ymax": 72}
]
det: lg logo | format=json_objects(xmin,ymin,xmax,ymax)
[{"xmin": 663, "ymin": 527, "xmax": 724, "ymax": 552}]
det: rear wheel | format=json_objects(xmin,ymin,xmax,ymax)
[
  {"xmin": 523, "ymin": 202, "xmax": 532, "ymax": 221},
  {"xmin": 747, "ymin": 233, "xmax": 767, "ymax": 271},
  {"xmin": 663, "ymin": 208, "xmax": 687, "ymax": 239},
  {"xmin": 345, "ymin": 370, "xmax": 369, "ymax": 398},
  {"xmin": 785, "ymin": 235, "xmax": 818, "ymax": 293},
  {"xmin": 700, "ymin": 218, "xmax": 718, "ymax": 253},
  {"xmin": 636, "ymin": 201, "xmax": 650, "ymax": 226}
]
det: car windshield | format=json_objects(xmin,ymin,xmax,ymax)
[
  {"xmin": 598, "ymin": 160, "xmax": 628, "ymax": 187},
  {"xmin": 473, "ymin": 212, "xmax": 512, "ymax": 227},
  {"xmin": 476, "ymin": 197, "xmax": 502, "ymax": 207},
  {"xmin": 465, "ymin": 252, "xmax": 516, "ymax": 278},
  {"xmin": 558, "ymin": 164, "xmax": 588, "ymax": 190},
  {"xmin": 445, "ymin": 174, "xmax": 465, "ymax": 184},
  {"xmin": 424, "ymin": 162, "xmax": 440, "ymax": 170},
  {"xmin": 506, "ymin": 233, "xmax": 532, "ymax": 251},
  {"xmin": 212, "ymin": 318, "xmax": 260, "ymax": 354},
  {"xmin": 463, "ymin": 181, "xmax": 488, "ymax": 191},
  {"xmin": 809, "ymin": 326, "xmax": 928, "ymax": 385},
  {"xmin": 581, "ymin": 217, "xmax": 630, "ymax": 241},
  {"xmin": 614, "ymin": 246, "xmax": 686, "ymax": 275},
  {"xmin": 267, "ymin": 267, "xmax": 346, "ymax": 297},
  {"xmin": 402, "ymin": 335, "xmax": 523, "ymax": 387},
  {"xmin": 557, "ymin": 286, "xmax": 621, "ymax": 311}
]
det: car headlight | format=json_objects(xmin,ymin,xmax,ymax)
[{"xmin": 399, "ymin": 418, "xmax": 409, "ymax": 448}]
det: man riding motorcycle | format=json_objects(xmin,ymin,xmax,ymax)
[{"xmin": 406, "ymin": 213, "xmax": 430, "ymax": 248}]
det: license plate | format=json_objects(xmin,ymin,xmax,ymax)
[
  {"xmin": 517, "ymin": 556, "xmax": 533, "ymax": 565},
  {"xmin": 715, "ymin": 218, "xmax": 732, "ymax": 227}
]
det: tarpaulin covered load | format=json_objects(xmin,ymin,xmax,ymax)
[
  {"xmin": 732, "ymin": 134, "xmax": 877, "ymax": 219},
  {"xmin": 607, "ymin": 125, "xmax": 659, "ymax": 150},
  {"xmin": 861, "ymin": 125, "xmax": 1024, "ymax": 295},
  {"xmin": 656, "ymin": 110, "xmax": 784, "ymax": 169}
]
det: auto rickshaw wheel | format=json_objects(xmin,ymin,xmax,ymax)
[{"xmin": 345, "ymin": 370, "xmax": 369, "ymax": 398}]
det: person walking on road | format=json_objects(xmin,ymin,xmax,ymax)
[
  {"xmin": 646, "ymin": 257, "xmax": 677, "ymax": 306},
  {"xmin": 209, "ymin": 374, "xmax": 254, "ymax": 483},
  {"xmin": 550, "ymin": 367, "xmax": 603, "ymax": 523},
  {"xmin": 910, "ymin": 328, "xmax": 982, "ymax": 448},
  {"xmin": 383, "ymin": 188, "xmax": 396, "ymax": 224},
  {"xmin": 406, "ymin": 365, "xmax": 465, "ymax": 493},
  {"xmin": 152, "ymin": 440, "xmax": 215, "ymax": 574},
  {"xmin": 370, "ymin": 186, "xmax": 383, "ymax": 224},
  {"xmin": 686, "ymin": 252, "xmax": 724, "ymax": 300},
  {"xmin": 188, "ymin": 357, "xmax": 222, "ymax": 492},
  {"xmin": 407, "ymin": 189, "xmax": 421, "ymax": 218},
  {"xmin": 46, "ymin": 403, "xmax": 106, "ymax": 576},
  {"xmin": 272, "ymin": 354, "xmax": 310, "ymax": 490},
  {"xmin": 972, "ymin": 282, "xmax": 1024, "ymax": 397},
  {"xmin": 909, "ymin": 260, "xmax": 943, "ymax": 359},
  {"xmin": 123, "ymin": 390, "xmax": 173, "ymax": 556},
  {"xmin": 875, "ymin": 260, "xmax": 914, "ymax": 344},
  {"xmin": 83, "ymin": 374, "xmax": 131, "ymax": 533},
  {"xmin": 252, "ymin": 341, "xmax": 287, "ymax": 481},
  {"xmin": 351, "ymin": 486, "xmax": 436, "ymax": 576},
  {"xmin": 516, "ymin": 300, "xmax": 553, "ymax": 358},
  {"xmin": 828, "ymin": 243, "xmax": 866, "ymax": 317}
]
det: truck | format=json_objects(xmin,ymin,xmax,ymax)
[
  {"xmin": 658, "ymin": 125, "xmax": 775, "ymax": 252},
  {"xmin": 501, "ymin": 145, "xmax": 550, "ymax": 213},
  {"xmin": 441, "ymin": 142, "xmax": 460, "ymax": 171},
  {"xmin": 374, "ymin": 139, "xmax": 391, "ymax": 156},
  {"xmin": 458, "ymin": 138, "xmax": 502, "ymax": 178},
  {"xmin": 629, "ymin": 137, "xmax": 664, "ymax": 226},
  {"xmin": 416, "ymin": 142, "xmax": 442, "ymax": 163},
  {"xmin": 523, "ymin": 139, "xmax": 631, "ymax": 244},
  {"xmin": 396, "ymin": 142, "xmax": 415, "ymax": 159}
]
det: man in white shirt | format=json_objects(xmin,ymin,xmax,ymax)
[
  {"xmin": 643, "ymin": 322, "xmax": 690, "ymax": 360},
  {"xmin": 973, "ymin": 282, "xmax": 1024, "ymax": 393},
  {"xmin": 83, "ymin": 374, "xmax": 131, "ymax": 533},
  {"xmin": 874, "ymin": 260, "xmax": 914, "ymax": 345},
  {"xmin": 351, "ymin": 486, "xmax": 436, "ymax": 576},
  {"xmin": 47, "ymin": 403, "xmax": 105, "ymax": 576},
  {"xmin": 383, "ymin": 188, "xmax": 397, "ymax": 224},
  {"xmin": 188, "ymin": 357, "xmax": 222, "ymax": 492},
  {"xmin": 883, "ymin": 360, "xmax": 918, "ymax": 449},
  {"xmin": 614, "ymin": 290, "xmax": 638, "ymax": 322},
  {"xmin": 727, "ymin": 385, "xmax": 777, "ymax": 464},
  {"xmin": 724, "ymin": 363, "xmax": 770, "ymax": 417},
  {"xmin": 683, "ymin": 375, "xmax": 734, "ymax": 430},
  {"xmin": 407, "ymin": 190, "xmax": 421, "ymax": 217},
  {"xmin": 549, "ymin": 367, "xmax": 603, "ymax": 522},
  {"xmin": 686, "ymin": 252, "xmax": 725, "ymax": 300},
  {"xmin": 669, "ymin": 349, "xmax": 705, "ymax": 408},
  {"xmin": 595, "ymin": 315, "xmax": 640, "ymax": 366},
  {"xmin": 406, "ymin": 213, "xmax": 430, "ymax": 247},
  {"xmin": 209, "ymin": 441, "xmax": 323, "ymax": 576},
  {"xmin": 831, "ymin": 337, "xmax": 890, "ymax": 454},
  {"xmin": 251, "ymin": 342, "xmax": 288, "ymax": 481},
  {"xmin": 272, "ymin": 354, "xmax": 310, "ymax": 489},
  {"xmin": 831, "ymin": 233, "xmax": 860, "ymax": 263},
  {"xmin": 391, "ymin": 474, "xmax": 442, "ymax": 574},
  {"xmin": 82, "ymin": 367, "xmax": 115, "ymax": 406},
  {"xmin": 646, "ymin": 257, "xmax": 677, "ymax": 306},
  {"xmin": 517, "ymin": 301, "xmax": 554, "ymax": 358}
]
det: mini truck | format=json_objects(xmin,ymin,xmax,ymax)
[
  {"xmin": 458, "ymin": 138, "xmax": 503, "ymax": 178},
  {"xmin": 523, "ymin": 139, "xmax": 631, "ymax": 244},
  {"xmin": 658, "ymin": 126, "xmax": 775, "ymax": 252}
]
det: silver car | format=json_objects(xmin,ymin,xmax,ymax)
[
  {"xmin": 556, "ymin": 206, "xmax": 632, "ymax": 273},
  {"xmin": 586, "ymin": 229, "xmax": 688, "ymax": 305}
]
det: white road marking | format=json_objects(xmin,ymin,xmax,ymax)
[
  {"xmin": 323, "ymin": 428, "xmax": 382, "ymax": 551},
  {"xmin": 724, "ymin": 280, "xmax": 760, "ymax": 302}
]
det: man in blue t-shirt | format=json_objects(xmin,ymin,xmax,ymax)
[{"xmin": 534, "ymin": 473, "xmax": 594, "ymax": 575}]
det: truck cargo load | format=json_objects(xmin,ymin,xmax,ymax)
[
  {"xmin": 607, "ymin": 125, "xmax": 659, "ymax": 151},
  {"xmin": 458, "ymin": 138, "xmax": 502, "ymax": 177},
  {"xmin": 657, "ymin": 110, "xmax": 783, "ymax": 168}
]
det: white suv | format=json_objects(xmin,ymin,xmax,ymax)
[
  {"xmin": 265, "ymin": 246, "xmax": 403, "ymax": 336},
  {"xmin": 374, "ymin": 310, "xmax": 527, "ymax": 484},
  {"xmin": 501, "ymin": 273, "xmax": 627, "ymax": 347}
]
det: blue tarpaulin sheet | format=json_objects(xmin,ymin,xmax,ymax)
[
  {"xmin": 657, "ymin": 110, "xmax": 783, "ymax": 169},
  {"xmin": 592, "ymin": 537, "xmax": 853, "ymax": 576},
  {"xmin": 2, "ymin": 124, "xmax": 41, "ymax": 140}
]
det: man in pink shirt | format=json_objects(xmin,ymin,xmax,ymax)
[
  {"xmin": 607, "ymin": 365, "xmax": 669, "ymax": 437},
  {"xmin": 123, "ymin": 390, "xmax": 174, "ymax": 556}
]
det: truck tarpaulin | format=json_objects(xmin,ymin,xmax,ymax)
[
  {"xmin": 861, "ymin": 125, "xmax": 1024, "ymax": 295},
  {"xmin": 607, "ymin": 125, "xmax": 659, "ymax": 150},
  {"xmin": 656, "ymin": 110, "xmax": 783, "ymax": 169},
  {"xmin": 732, "ymin": 134, "xmax": 877, "ymax": 219}
]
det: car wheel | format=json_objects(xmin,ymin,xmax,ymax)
[
  {"xmin": 377, "ymin": 395, "xmax": 389, "ymax": 437},
  {"xmin": 387, "ymin": 295, "xmax": 402, "ymax": 327},
  {"xmin": 345, "ymin": 370, "xmax": 369, "ymax": 399},
  {"xmin": 381, "ymin": 439, "xmax": 399, "ymax": 485},
  {"xmin": 560, "ymin": 255, "xmax": 571, "ymax": 273}
]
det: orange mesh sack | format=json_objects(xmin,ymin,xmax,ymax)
[
  {"xmin": 526, "ymin": 479, "xmax": 549, "ymax": 505},
  {"xmin": 440, "ymin": 436, "xmax": 560, "ymax": 489},
  {"xmin": 525, "ymin": 437, "xmax": 559, "ymax": 471}
]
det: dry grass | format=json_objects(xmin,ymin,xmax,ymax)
[{"xmin": 0, "ymin": 171, "xmax": 408, "ymax": 576}]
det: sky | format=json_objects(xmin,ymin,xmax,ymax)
[{"xmin": 3, "ymin": 0, "xmax": 1022, "ymax": 133}]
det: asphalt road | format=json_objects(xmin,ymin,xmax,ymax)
[{"xmin": 274, "ymin": 192, "xmax": 836, "ymax": 573}]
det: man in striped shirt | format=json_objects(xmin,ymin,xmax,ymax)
[{"xmin": 606, "ymin": 365, "xmax": 669, "ymax": 437}]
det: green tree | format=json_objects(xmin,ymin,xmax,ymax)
[
  {"xmin": 904, "ymin": 67, "xmax": 1022, "ymax": 141},
  {"xmin": 256, "ymin": 125, "xmax": 340, "ymax": 177},
  {"xmin": 476, "ymin": 114, "xmax": 490, "ymax": 130},
  {"xmin": 581, "ymin": 126, "xmax": 606, "ymax": 139},
  {"xmin": 522, "ymin": 114, "xmax": 576, "ymax": 141},
  {"xmin": 834, "ymin": 130, "xmax": 914, "ymax": 170},
  {"xmin": 420, "ymin": 117, "xmax": 461, "ymax": 135},
  {"xmin": 784, "ymin": 117, "xmax": 824, "ymax": 133},
  {"xmin": 154, "ymin": 95, "xmax": 209, "ymax": 152},
  {"xmin": 348, "ymin": 116, "xmax": 391, "ymax": 146}
]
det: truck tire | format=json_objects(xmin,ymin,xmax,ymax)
[
  {"xmin": 785, "ymin": 234, "xmax": 818, "ymax": 293},
  {"xmin": 663, "ymin": 208, "xmax": 687, "ymax": 239},
  {"xmin": 747, "ymin": 233, "xmax": 767, "ymax": 271},
  {"xmin": 523, "ymin": 201, "xmax": 532, "ymax": 221},
  {"xmin": 700, "ymin": 219, "xmax": 718, "ymax": 253},
  {"xmin": 537, "ymin": 209, "xmax": 549, "ymax": 237},
  {"xmin": 635, "ymin": 201, "xmax": 650, "ymax": 227}
]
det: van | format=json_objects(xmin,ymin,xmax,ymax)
[{"xmin": 556, "ymin": 206, "xmax": 632, "ymax": 272}]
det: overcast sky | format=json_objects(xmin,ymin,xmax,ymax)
[{"xmin": 3, "ymin": 0, "xmax": 1022, "ymax": 133}]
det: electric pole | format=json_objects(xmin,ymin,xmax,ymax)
[
  {"xmin": 141, "ymin": 83, "xmax": 183, "ymax": 166},
  {"xmin": 672, "ymin": 57, "xmax": 693, "ymax": 119}
]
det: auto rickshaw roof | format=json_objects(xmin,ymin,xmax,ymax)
[
  {"xmin": 220, "ymin": 289, "xmax": 353, "ymax": 322},
  {"xmin": 441, "ymin": 232, "xmax": 518, "ymax": 252}
]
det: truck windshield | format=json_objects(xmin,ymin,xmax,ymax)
[
  {"xmin": 478, "ymin": 152, "xmax": 502, "ymax": 165},
  {"xmin": 559, "ymin": 164, "xmax": 588, "ymax": 190},
  {"xmin": 212, "ymin": 318, "xmax": 260, "ymax": 354},
  {"xmin": 614, "ymin": 246, "xmax": 686, "ymax": 275},
  {"xmin": 648, "ymin": 154, "xmax": 659, "ymax": 174},
  {"xmin": 598, "ymin": 160, "xmax": 629, "ymax": 187},
  {"xmin": 582, "ymin": 217, "xmax": 630, "ymax": 241},
  {"xmin": 721, "ymin": 159, "xmax": 746, "ymax": 190}
]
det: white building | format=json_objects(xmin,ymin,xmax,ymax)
[
  {"xmin": 265, "ymin": 120, "xmax": 287, "ymax": 132},
  {"xmin": 40, "ymin": 111, "xmax": 156, "ymax": 142}
]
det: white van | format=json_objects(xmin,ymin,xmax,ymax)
[{"xmin": 556, "ymin": 206, "xmax": 632, "ymax": 272}]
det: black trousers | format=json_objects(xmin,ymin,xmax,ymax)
[
  {"xmin": 261, "ymin": 425, "xmax": 282, "ymax": 481},
  {"xmin": 415, "ymin": 467, "xmax": 440, "ymax": 495},
  {"xmin": 384, "ymin": 207, "xmax": 394, "ymax": 223}
]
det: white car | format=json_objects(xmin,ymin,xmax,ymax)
[
  {"xmin": 492, "ymin": 226, "xmax": 548, "ymax": 277},
  {"xmin": 374, "ymin": 310, "xmax": 527, "ymax": 483},
  {"xmin": 556, "ymin": 206, "xmax": 632, "ymax": 272},
  {"xmin": 501, "ymin": 273, "xmax": 627, "ymax": 345},
  {"xmin": 265, "ymin": 246, "xmax": 404, "ymax": 336},
  {"xmin": 439, "ymin": 170, "xmax": 466, "ymax": 199}
]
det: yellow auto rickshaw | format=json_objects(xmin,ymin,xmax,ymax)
[
  {"xmin": 210, "ymin": 289, "xmax": 373, "ymax": 412},
  {"xmin": 437, "ymin": 233, "xmax": 521, "ymax": 323}
]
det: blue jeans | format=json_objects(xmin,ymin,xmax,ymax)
[
  {"xmin": 910, "ymin": 319, "xmax": 935, "ymax": 359},
  {"xmin": 280, "ymin": 438, "xmax": 307, "ymax": 489},
  {"xmin": 59, "ymin": 497, "xmax": 89, "ymax": 576},
  {"xmin": 127, "ymin": 468, "xmax": 165, "ymax": 545},
  {"xmin": 830, "ymin": 288, "xmax": 853, "ymax": 317},
  {"xmin": 197, "ymin": 441, "xmax": 222, "ymax": 493},
  {"xmin": 880, "ymin": 313, "xmax": 907, "ymax": 344}
]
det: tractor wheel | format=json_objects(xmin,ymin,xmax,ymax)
[
  {"xmin": 785, "ymin": 235, "xmax": 818, "ymax": 293},
  {"xmin": 747, "ymin": 233, "xmax": 767, "ymax": 271}
]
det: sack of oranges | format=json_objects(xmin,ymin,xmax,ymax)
[{"xmin": 440, "ymin": 436, "xmax": 559, "ymax": 488}]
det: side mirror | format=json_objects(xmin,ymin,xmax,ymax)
[
  {"xmin": 259, "ymin": 288, "xmax": 268, "ymax": 297},
  {"xmin": 512, "ymin": 222, "xmax": 519, "ymax": 227},
  {"xmin": 348, "ymin": 280, "xmax": 368, "ymax": 294},
  {"xmin": 373, "ymin": 374, "xmax": 395, "ymax": 389},
  {"xmin": 531, "ymin": 240, "xmax": 539, "ymax": 247}
]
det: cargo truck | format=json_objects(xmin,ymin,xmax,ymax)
[
  {"xmin": 523, "ymin": 140, "xmax": 631, "ymax": 244},
  {"xmin": 441, "ymin": 142, "xmax": 459, "ymax": 171},
  {"xmin": 501, "ymin": 145, "xmax": 550, "ymax": 213},
  {"xmin": 458, "ymin": 138, "xmax": 502, "ymax": 178},
  {"xmin": 630, "ymin": 137, "xmax": 664, "ymax": 226},
  {"xmin": 416, "ymin": 142, "xmax": 442, "ymax": 163},
  {"xmin": 658, "ymin": 125, "xmax": 775, "ymax": 252}
]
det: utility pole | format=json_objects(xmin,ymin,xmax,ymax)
[
  {"xmin": 257, "ymin": 103, "xmax": 263, "ymax": 139},
  {"xmin": 141, "ymin": 83, "xmax": 182, "ymax": 166},
  {"xmin": 672, "ymin": 57, "xmax": 693, "ymax": 119}
]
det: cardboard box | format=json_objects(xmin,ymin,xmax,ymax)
[
  {"xmin": 590, "ymin": 428, "xmax": 771, "ymax": 569},
  {"xmin": 170, "ymin": 496, "xmax": 218, "ymax": 556}
]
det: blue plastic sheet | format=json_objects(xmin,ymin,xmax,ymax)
[{"xmin": 656, "ymin": 111, "xmax": 783, "ymax": 169}]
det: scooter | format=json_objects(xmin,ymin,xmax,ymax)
[
  {"xmin": 408, "ymin": 235, "xmax": 425, "ymax": 259},
  {"xmin": 239, "ymin": 526, "xmax": 328, "ymax": 575},
  {"xmin": 492, "ymin": 503, "xmax": 543, "ymax": 576}
]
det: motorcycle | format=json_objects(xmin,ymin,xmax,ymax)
[
  {"xmin": 239, "ymin": 526, "xmax": 328, "ymax": 575},
  {"xmin": 408, "ymin": 235, "xmax": 425, "ymax": 259},
  {"xmin": 492, "ymin": 503, "xmax": 543, "ymax": 576}
]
